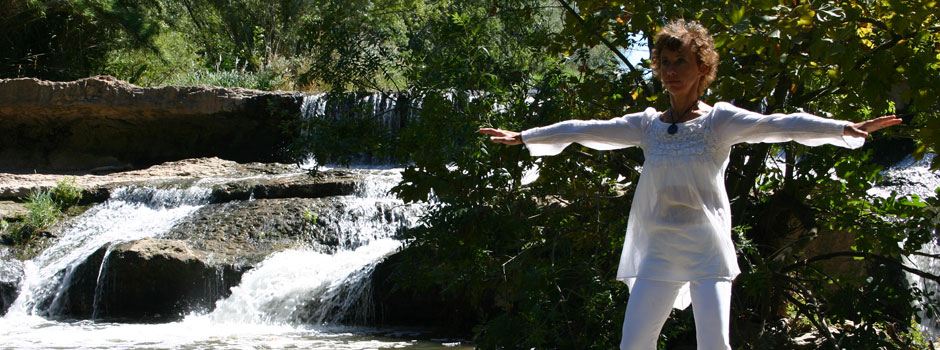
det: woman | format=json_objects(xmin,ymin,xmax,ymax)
[{"xmin": 479, "ymin": 20, "xmax": 900, "ymax": 350}]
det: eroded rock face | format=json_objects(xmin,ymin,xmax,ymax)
[
  {"xmin": 0, "ymin": 247, "xmax": 23, "ymax": 315},
  {"xmin": 42, "ymin": 244, "xmax": 109, "ymax": 319},
  {"xmin": 165, "ymin": 198, "xmax": 340, "ymax": 266},
  {"xmin": 0, "ymin": 76, "xmax": 303, "ymax": 172},
  {"xmin": 0, "ymin": 157, "xmax": 351, "ymax": 204},
  {"xmin": 89, "ymin": 238, "xmax": 243, "ymax": 322}
]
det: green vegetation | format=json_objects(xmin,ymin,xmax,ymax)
[
  {"xmin": 2, "ymin": 177, "xmax": 84, "ymax": 246},
  {"xmin": 3, "ymin": 0, "xmax": 939, "ymax": 348},
  {"xmin": 5, "ymin": 190, "xmax": 58, "ymax": 245},
  {"xmin": 51, "ymin": 176, "xmax": 83, "ymax": 211}
]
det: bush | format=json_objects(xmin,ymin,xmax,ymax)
[
  {"xmin": 19, "ymin": 190, "xmax": 59, "ymax": 241},
  {"xmin": 51, "ymin": 177, "xmax": 83, "ymax": 210}
]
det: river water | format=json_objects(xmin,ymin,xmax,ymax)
[{"xmin": 0, "ymin": 168, "xmax": 472, "ymax": 350}]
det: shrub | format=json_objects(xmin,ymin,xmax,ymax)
[
  {"xmin": 3, "ymin": 190, "xmax": 62, "ymax": 245},
  {"xmin": 52, "ymin": 177, "xmax": 83, "ymax": 210},
  {"xmin": 25, "ymin": 190, "xmax": 58, "ymax": 229}
]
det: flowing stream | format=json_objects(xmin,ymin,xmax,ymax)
[{"xmin": 0, "ymin": 169, "xmax": 470, "ymax": 350}]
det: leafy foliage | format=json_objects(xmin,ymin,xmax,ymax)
[
  {"xmin": 379, "ymin": 0, "xmax": 940, "ymax": 348},
  {"xmin": 51, "ymin": 177, "xmax": 83, "ymax": 210},
  {"xmin": 4, "ymin": 190, "xmax": 59, "ymax": 245},
  {"xmin": 0, "ymin": 0, "xmax": 162, "ymax": 81}
]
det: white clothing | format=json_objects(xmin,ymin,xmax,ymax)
[
  {"xmin": 521, "ymin": 102, "xmax": 864, "ymax": 309},
  {"xmin": 620, "ymin": 278, "xmax": 732, "ymax": 350}
]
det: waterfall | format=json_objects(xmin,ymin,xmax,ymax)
[
  {"xmin": 301, "ymin": 92, "xmax": 408, "ymax": 132},
  {"xmin": 6, "ymin": 185, "xmax": 212, "ymax": 317},
  {"xmin": 298, "ymin": 92, "xmax": 414, "ymax": 168},
  {"xmin": 0, "ymin": 169, "xmax": 450, "ymax": 349},
  {"xmin": 204, "ymin": 239, "xmax": 400, "ymax": 325},
  {"xmin": 203, "ymin": 169, "xmax": 423, "ymax": 326},
  {"xmin": 870, "ymin": 153, "xmax": 940, "ymax": 337}
]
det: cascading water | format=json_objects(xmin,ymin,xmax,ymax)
[
  {"xmin": 869, "ymin": 153, "xmax": 940, "ymax": 337},
  {"xmin": 298, "ymin": 92, "xmax": 416, "ymax": 168},
  {"xmin": 7, "ymin": 185, "xmax": 212, "ymax": 317},
  {"xmin": 0, "ymin": 169, "xmax": 464, "ymax": 349},
  {"xmin": 301, "ymin": 92, "xmax": 408, "ymax": 132},
  {"xmin": 203, "ymin": 169, "xmax": 424, "ymax": 326}
]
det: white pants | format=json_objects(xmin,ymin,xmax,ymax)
[{"xmin": 620, "ymin": 278, "xmax": 732, "ymax": 350}]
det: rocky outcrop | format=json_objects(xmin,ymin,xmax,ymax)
[
  {"xmin": 0, "ymin": 158, "xmax": 354, "ymax": 205},
  {"xmin": 94, "ymin": 239, "xmax": 243, "ymax": 322},
  {"xmin": 165, "ymin": 197, "xmax": 347, "ymax": 266},
  {"xmin": 0, "ymin": 76, "xmax": 304, "ymax": 172},
  {"xmin": 209, "ymin": 172, "xmax": 357, "ymax": 203},
  {"xmin": 0, "ymin": 247, "xmax": 23, "ymax": 315},
  {"xmin": 368, "ymin": 250, "xmax": 477, "ymax": 331},
  {"xmin": 48, "ymin": 239, "xmax": 244, "ymax": 322}
]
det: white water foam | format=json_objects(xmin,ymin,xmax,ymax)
[
  {"xmin": 7, "ymin": 186, "xmax": 211, "ymax": 316},
  {"xmin": 868, "ymin": 153, "xmax": 939, "ymax": 199},
  {"xmin": 205, "ymin": 238, "xmax": 401, "ymax": 325}
]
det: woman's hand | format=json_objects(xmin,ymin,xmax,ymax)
[
  {"xmin": 479, "ymin": 128, "xmax": 523, "ymax": 145},
  {"xmin": 844, "ymin": 115, "xmax": 903, "ymax": 138}
]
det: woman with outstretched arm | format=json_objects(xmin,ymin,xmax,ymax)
[{"xmin": 479, "ymin": 20, "xmax": 901, "ymax": 350}]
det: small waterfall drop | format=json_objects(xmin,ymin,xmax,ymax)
[
  {"xmin": 202, "ymin": 169, "xmax": 423, "ymax": 326},
  {"xmin": 7, "ymin": 185, "xmax": 212, "ymax": 317},
  {"xmin": 298, "ymin": 92, "xmax": 414, "ymax": 167},
  {"xmin": 205, "ymin": 239, "xmax": 400, "ymax": 325},
  {"xmin": 301, "ymin": 92, "xmax": 407, "ymax": 132}
]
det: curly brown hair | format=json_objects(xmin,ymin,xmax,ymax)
[{"xmin": 650, "ymin": 19, "xmax": 719, "ymax": 96}]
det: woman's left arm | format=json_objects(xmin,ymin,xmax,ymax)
[
  {"xmin": 843, "ymin": 115, "xmax": 903, "ymax": 138},
  {"xmin": 713, "ymin": 103, "xmax": 901, "ymax": 149}
]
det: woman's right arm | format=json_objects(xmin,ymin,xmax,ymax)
[
  {"xmin": 479, "ymin": 111, "xmax": 649, "ymax": 156},
  {"xmin": 478, "ymin": 128, "xmax": 523, "ymax": 145}
]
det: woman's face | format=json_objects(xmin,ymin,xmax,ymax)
[{"xmin": 658, "ymin": 42, "xmax": 707, "ymax": 97}]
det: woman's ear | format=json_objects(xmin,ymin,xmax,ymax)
[{"xmin": 698, "ymin": 62, "xmax": 710, "ymax": 76}]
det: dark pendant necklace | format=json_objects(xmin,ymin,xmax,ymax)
[
  {"xmin": 667, "ymin": 102, "xmax": 697, "ymax": 135},
  {"xmin": 667, "ymin": 122, "xmax": 679, "ymax": 135}
]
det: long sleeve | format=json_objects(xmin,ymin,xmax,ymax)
[
  {"xmin": 521, "ymin": 109, "xmax": 651, "ymax": 157},
  {"xmin": 711, "ymin": 102, "xmax": 864, "ymax": 149}
]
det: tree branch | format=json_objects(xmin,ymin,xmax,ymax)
[
  {"xmin": 910, "ymin": 250, "xmax": 940, "ymax": 260},
  {"xmin": 782, "ymin": 251, "xmax": 940, "ymax": 284},
  {"xmin": 555, "ymin": 0, "xmax": 637, "ymax": 74},
  {"xmin": 783, "ymin": 293, "xmax": 838, "ymax": 349}
]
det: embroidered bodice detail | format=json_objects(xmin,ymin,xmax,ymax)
[{"xmin": 644, "ymin": 113, "xmax": 719, "ymax": 161}]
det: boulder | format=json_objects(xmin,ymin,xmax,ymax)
[
  {"xmin": 79, "ymin": 239, "xmax": 242, "ymax": 322},
  {"xmin": 367, "ymin": 250, "xmax": 476, "ymax": 332},
  {"xmin": 165, "ymin": 197, "xmax": 348, "ymax": 266},
  {"xmin": 209, "ymin": 172, "xmax": 357, "ymax": 203},
  {"xmin": 42, "ymin": 244, "xmax": 109, "ymax": 319},
  {"xmin": 0, "ymin": 201, "xmax": 27, "ymax": 221},
  {"xmin": 0, "ymin": 76, "xmax": 304, "ymax": 172},
  {"xmin": 0, "ymin": 247, "xmax": 23, "ymax": 315}
]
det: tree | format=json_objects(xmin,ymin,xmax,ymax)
[
  {"xmin": 0, "ymin": 0, "xmax": 162, "ymax": 80},
  {"xmin": 381, "ymin": 0, "xmax": 940, "ymax": 348}
]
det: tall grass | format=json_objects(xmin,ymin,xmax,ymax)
[{"xmin": 2, "ymin": 177, "xmax": 84, "ymax": 245}]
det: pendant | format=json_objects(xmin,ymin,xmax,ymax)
[{"xmin": 667, "ymin": 123, "xmax": 678, "ymax": 135}]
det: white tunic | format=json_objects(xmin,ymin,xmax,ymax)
[{"xmin": 521, "ymin": 102, "xmax": 864, "ymax": 309}]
